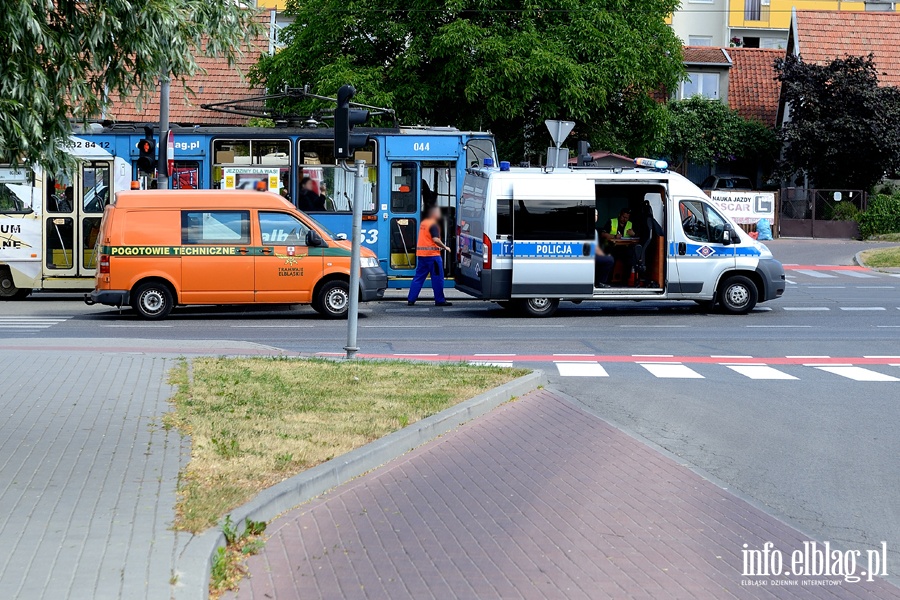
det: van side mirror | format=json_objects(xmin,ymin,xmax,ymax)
[
  {"xmin": 722, "ymin": 228, "xmax": 733, "ymax": 246},
  {"xmin": 306, "ymin": 230, "xmax": 324, "ymax": 247}
]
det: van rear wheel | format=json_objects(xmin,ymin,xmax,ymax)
[
  {"xmin": 517, "ymin": 297, "xmax": 559, "ymax": 318},
  {"xmin": 718, "ymin": 275, "xmax": 758, "ymax": 315},
  {"xmin": 131, "ymin": 281, "xmax": 174, "ymax": 320},
  {"xmin": 313, "ymin": 280, "xmax": 350, "ymax": 319}
]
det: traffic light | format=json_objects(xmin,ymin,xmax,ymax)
[
  {"xmin": 137, "ymin": 127, "xmax": 157, "ymax": 173},
  {"xmin": 334, "ymin": 85, "xmax": 370, "ymax": 159}
]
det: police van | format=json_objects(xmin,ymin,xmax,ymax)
[{"xmin": 455, "ymin": 157, "xmax": 785, "ymax": 317}]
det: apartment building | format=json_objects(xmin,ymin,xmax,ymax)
[{"xmin": 672, "ymin": 0, "xmax": 898, "ymax": 50}]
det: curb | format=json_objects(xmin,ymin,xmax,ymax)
[
  {"xmin": 172, "ymin": 369, "xmax": 546, "ymax": 600},
  {"xmin": 853, "ymin": 250, "xmax": 868, "ymax": 268}
]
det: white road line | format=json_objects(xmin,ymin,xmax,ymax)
[
  {"xmin": 794, "ymin": 270, "xmax": 837, "ymax": 278},
  {"xmin": 552, "ymin": 353, "xmax": 596, "ymax": 356},
  {"xmin": 746, "ymin": 325, "xmax": 812, "ymax": 328},
  {"xmin": 555, "ymin": 362, "xmax": 609, "ymax": 377},
  {"xmin": 864, "ymin": 355, "xmax": 900, "ymax": 359},
  {"xmin": 469, "ymin": 361, "xmax": 513, "ymax": 368},
  {"xmin": 856, "ymin": 286, "xmax": 895, "ymax": 289},
  {"xmin": 878, "ymin": 326, "xmax": 900, "ymax": 328},
  {"xmin": 842, "ymin": 271, "xmax": 878, "ymax": 278},
  {"xmin": 101, "ymin": 324, "xmax": 174, "ymax": 328},
  {"xmin": 393, "ymin": 353, "xmax": 439, "ymax": 356},
  {"xmin": 622, "ymin": 325, "xmax": 687, "ymax": 328},
  {"xmin": 229, "ymin": 325, "xmax": 315, "ymax": 328},
  {"xmin": 815, "ymin": 366, "xmax": 900, "ymax": 382},
  {"xmin": 0, "ymin": 325, "xmax": 55, "ymax": 329},
  {"xmin": 632, "ymin": 354, "xmax": 674, "ymax": 357},
  {"xmin": 711, "ymin": 355, "xmax": 753, "ymax": 358},
  {"xmin": 782, "ymin": 307, "xmax": 830, "ymax": 311},
  {"xmin": 787, "ymin": 355, "xmax": 830, "ymax": 358},
  {"xmin": 807, "ymin": 286, "xmax": 845, "ymax": 289},
  {"xmin": 726, "ymin": 365, "xmax": 798, "ymax": 380},
  {"xmin": 839, "ymin": 307, "xmax": 886, "ymax": 311},
  {"xmin": 640, "ymin": 363, "xmax": 704, "ymax": 379},
  {"xmin": 475, "ymin": 353, "xmax": 516, "ymax": 356},
  {"xmin": 888, "ymin": 274, "xmax": 900, "ymax": 278},
  {"xmin": 361, "ymin": 325, "xmax": 439, "ymax": 328},
  {"xmin": 785, "ymin": 280, "xmax": 798, "ymax": 285}
]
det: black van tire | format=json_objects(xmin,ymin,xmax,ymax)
[
  {"xmin": 0, "ymin": 267, "xmax": 30, "ymax": 300},
  {"xmin": 131, "ymin": 281, "xmax": 175, "ymax": 320},
  {"xmin": 518, "ymin": 297, "xmax": 559, "ymax": 318},
  {"xmin": 718, "ymin": 275, "xmax": 758, "ymax": 315},
  {"xmin": 313, "ymin": 279, "xmax": 350, "ymax": 319}
]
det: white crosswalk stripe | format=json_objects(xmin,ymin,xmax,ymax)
[
  {"xmin": 814, "ymin": 366, "xmax": 900, "ymax": 382},
  {"xmin": 725, "ymin": 365, "xmax": 798, "ymax": 380},
  {"xmin": 0, "ymin": 316, "xmax": 71, "ymax": 331},
  {"xmin": 640, "ymin": 363, "xmax": 704, "ymax": 379},
  {"xmin": 554, "ymin": 362, "xmax": 609, "ymax": 377},
  {"xmin": 841, "ymin": 271, "xmax": 878, "ymax": 278},
  {"xmin": 793, "ymin": 269, "xmax": 837, "ymax": 278}
]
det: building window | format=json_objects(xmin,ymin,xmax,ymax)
[
  {"xmin": 688, "ymin": 36, "xmax": 713, "ymax": 46},
  {"xmin": 680, "ymin": 73, "xmax": 720, "ymax": 100},
  {"xmin": 865, "ymin": 0, "xmax": 895, "ymax": 10},
  {"xmin": 745, "ymin": 0, "xmax": 761, "ymax": 20}
]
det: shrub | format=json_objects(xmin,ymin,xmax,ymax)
[
  {"xmin": 857, "ymin": 194, "xmax": 900, "ymax": 238},
  {"xmin": 829, "ymin": 201, "xmax": 860, "ymax": 221}
]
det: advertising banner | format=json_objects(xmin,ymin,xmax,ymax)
[
  {"xmin": 222, "ymin": 167, "xmax": 281, "ymax": 192},
  {"xmin": 709, "ymin": 191, "xmax": 775, "ymax": 225}
]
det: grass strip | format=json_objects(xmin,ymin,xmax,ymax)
[
  {"xmin": 859, "ymin": 246, "xmax": 900, "ymax": 268},
  {"xmin": 165, "ymin": 357, "xmax": 527, "ymax": 533}
]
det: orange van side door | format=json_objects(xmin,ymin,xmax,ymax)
[
  {"xmin": 179, "ymin": 209, "xmax": 255, "ymax": 303},
  {"xmin": 254, "ymin": 210, "xmax": 323, "ymax": 303}
]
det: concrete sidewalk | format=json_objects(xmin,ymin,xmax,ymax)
[{"xmin": 227, "ymin": 389, "xmax": 900, "ymax": 600}]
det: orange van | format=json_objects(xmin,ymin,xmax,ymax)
[{"xmin": 84, "ymin": 190, "xmax": 387, "ymax": 319}]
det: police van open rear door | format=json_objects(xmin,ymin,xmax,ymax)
[{"xmin": 511, "ymin": 180, "xmax": 594, "ymax": 297}]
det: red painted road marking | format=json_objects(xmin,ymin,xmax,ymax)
[{"xmin": 341, "ymin": 353, "xmax": 900, "ymax": 366}]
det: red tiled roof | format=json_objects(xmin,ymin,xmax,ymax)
[
  {"xmin": 727, "ymin": 48, "xmax": 783, "ymax": 128},
  {"xmin": 683, "ymin": 46, "xmax": 732, "ymax": 66},
  {"xmin": 105, "ymin": 14, "xmax": 269, "ymax": 126},
  {"xmin": 795, "ymin": 10, "xmax": 900, "ymax": 87}
]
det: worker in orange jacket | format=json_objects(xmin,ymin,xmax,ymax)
[{"xmin": 408, "ymin": 205, "xmax": 453, "ymax": 306}]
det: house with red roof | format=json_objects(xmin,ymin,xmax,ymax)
[{"xmin": 98, "ymin": 13, "xmax": 271, "ymax": 126}]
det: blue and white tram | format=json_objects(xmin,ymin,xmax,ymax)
[{"xmin": 75, "ymin": 124, "xmax": 497, "ymax": 288}]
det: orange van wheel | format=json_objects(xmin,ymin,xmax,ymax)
[
  {"xmin": 131, "ymin": 281, "xmax": 175, "ymax": 320},
  {"xmin": 312, "ymin": 279, "xmax": 350, "ymax": 319}
]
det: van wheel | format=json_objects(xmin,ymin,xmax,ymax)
[
  {"xmin": 0, "ymin": 268, "xmax": 30, "ymax": 300},
  {"xmin": 314, "ymin": 280, "xmax": 350, "ymax": 319},
  {"xmin": 718, "ymin": 276, "xmax": 758, "ymax": 315},
  {"xmin": 518, "ymin": 297, "xmax": 559, "ymax": 318},
  {"xmin": 131, "ymin": 281, "xmax": 174, "ymax": 320}
]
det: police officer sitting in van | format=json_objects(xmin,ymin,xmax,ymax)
[{"xmin": 601, "ymin": 208, "xmax": 636, "ymax": 285}]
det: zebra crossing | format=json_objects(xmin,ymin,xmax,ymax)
[
  {"xmin": 784, "ymin": 265, "xmax": 900, "ymax": 285},
  {"xmin": 0, "ymin": 316, "xmax": 72, "ymax": 333}
]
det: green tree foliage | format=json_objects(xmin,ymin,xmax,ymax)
[
  {"xmin": 254, "ymin": 0, "xmax": 684, "ymax": 161},
  {"xmin": 775, "ymin": 54, "xmax": 900, "ymax": 191},
  {"xmin": 1, "ymin": 0, "xmax": 263, "ymax": 173},
  {"xmin": 660, "ymin": 96, "xmax": 778, "ymax": 172}
]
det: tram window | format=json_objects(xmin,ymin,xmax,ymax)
[
  {"xmin": 181, "ymin": 211, "xmax": 250, "ymax": 245},
  {"xmin": 82, "ymin": 163, "xmax": 110, "ymax": 213},
  {"xmin": 212, "ymin": 139, "xmax": 291, "ymax": 192},
  {"xmin": 82, "ymin": 217, "xmax": 102, "ymax": 268},
  {"xmin": 46, "ymin": 178, "xmax": 74, "ymax": 213},
  {"xmin": 513, "ymin": 199, "xmax": 594, "ymax": 241},
  {"xmin": 390, "ymin": 162, "xmax": 418, "ymax": 213},
  {"xmin": 46, "ymin": 217, "xmax": 74, "ymax": 269},
  {"xmin": 0, "ymin": 184, "xmax": 27, "ymax": 213},
  {"xmin": 172, "ymin": 161, "xmax": 201, "ymax": 189},
  {"xmin": 298, "ymin": 140, "xmax": 377, "ymax": 213},
  {"xmin": 465, "ymin": 138, "xmax": 497, "ymax": 169}
]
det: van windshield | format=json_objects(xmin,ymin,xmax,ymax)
[{"xmin": 304, "ymin": 214, "xmax": 337, "ymax": 239}]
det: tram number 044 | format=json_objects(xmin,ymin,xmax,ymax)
[{"xmin": 413, "ymin": 142, "xmax": 430, "ymax": 152}]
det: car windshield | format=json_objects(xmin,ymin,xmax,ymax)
[
  {"xmin": 723, "ymin": 178, "xmax": 753, "ymax": 189},
  {"xmin": 305, "ymin": 214, "xmax": 338, "ymax": 239}
]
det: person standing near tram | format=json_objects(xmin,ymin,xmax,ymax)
[{"xmin": 407, "ymin": 205, "xmax": 453, "ymax": 307}]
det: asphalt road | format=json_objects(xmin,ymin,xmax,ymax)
[{"xmin": 2, "ymin": 238, "xmax": 899, "ymax": 576}]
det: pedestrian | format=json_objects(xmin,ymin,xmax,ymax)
[
  {"xmin": 297, "ymin": 177, "xmax": 327, "ymax": 212},
  {"xmin": 594, "ymin": 210, "xmax": 614, "ymax": 287},
  {"xmin": 408, "ymin": 205, "xmax": 453, "ymax": 306}
]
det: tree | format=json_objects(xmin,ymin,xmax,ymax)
[
  {"xmin": 775, "ymin": 53, "xmax": 900, "ymax": 191},
  {"xmin": 253, "ymin": 0, "xmax": 684, "ymax": 161},
  {"xmin": 661, "ymin": 96, "xmax": 778, "ymax": 173},
  {"xmin": 1, "ymin": 0, "xmax": 263, "ymax": 173}
]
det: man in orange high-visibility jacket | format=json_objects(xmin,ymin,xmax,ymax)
[{"xmin": 408, "ymin": 206, "xmax": 453, "ymax": 306}]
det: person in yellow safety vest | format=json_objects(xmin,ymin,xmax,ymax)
[
  {"xmin": 408, "ymin": 206, "xmax": 453, "ymax": 306},
  {"xmin": 600, "ymin": 207, "xmax": 637, "ymax": 286}
]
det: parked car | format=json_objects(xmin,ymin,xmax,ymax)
[{"xmin": 700, "ymin": 174, "xmax": 754, "ymax": 191}]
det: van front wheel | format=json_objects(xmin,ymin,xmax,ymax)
[
  {"xmin": 718, "ymin": 275, "xmax": 758, "ymax": 315},
  {"xmin": 131, "ymin": 281, "xmax": 174, "ymax": 320},
  {"xmin": 314, "ymin": 280, "xmax": 350, "ymax": 319},
  {"xmin": 518, "ymin": 297, "xmax": 559, "ymax": 318}
]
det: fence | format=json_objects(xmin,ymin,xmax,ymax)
[{"xmin": 779, "ymin": 188, "xmax": 865, "ymax": 238}]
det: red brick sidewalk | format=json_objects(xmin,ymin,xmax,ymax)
[{"xmin": 226, "ymin": 390, "xmax": 900, "ymax": 599}]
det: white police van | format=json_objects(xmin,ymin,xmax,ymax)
[{"xmin": 455, "ymin": 158, "xmax": 785, "ymax": 317}]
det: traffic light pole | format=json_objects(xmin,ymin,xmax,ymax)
[{"xmin": 343, "ymin": 159, "xmax": 366, "ymax": 359}]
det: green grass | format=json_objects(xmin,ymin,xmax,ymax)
[
  {"xmin": 165, "ymin": 357, "xmax": 528, "ymax": 533},
  {"xmin": 869, "ymin": 233, "xmax": 900, "ymax": 242},
  {"xmin": 859, "ymin": 246, "xmax": 900, "ymax": 268}
]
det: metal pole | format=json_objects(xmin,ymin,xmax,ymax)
[
  {"xmin": 158, "ymin": 69, "xmax": 170, "ymax": 190},
  {"xmin": 344, "ymin": 159, "xmax": 366, "ymax": 359}
]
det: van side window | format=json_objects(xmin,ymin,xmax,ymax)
[
  {"xmin": 679, "ymin": 200, "xmax": 727, "ymax": 244},
  {"xmin": 496, "ymin": 199, "xmax": 512, "ymax": 237},
  {"xmin": 181, "ymin": 211, "xmax": 250, "ymax": 244},
  {"xmin": 259, "ymin": 212, "xmax": 311, "ymax": 245},
  {"xmin": 513, "ymin": 199, "xmax": 594, "ymax": 241}
]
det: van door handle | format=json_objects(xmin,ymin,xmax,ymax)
[
  {"xmin": 261, "ymin": 247, "xmax": 273, "ymax": 255},
  {"xmin": 678, "ymin": 242, "xmax": 686, "ymax": 256},
  {"xmin": 582, "ymin": 243, "xmax": 590, "ymax": 257},
  {"xmin": 238, "ymin": 247, "xmax": 249, "ymax": 255}
]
